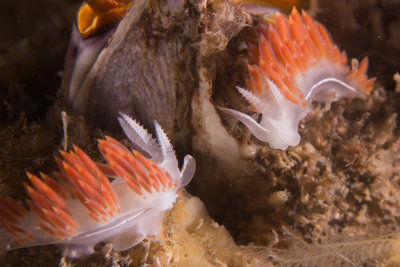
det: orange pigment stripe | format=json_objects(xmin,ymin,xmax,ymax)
[
  {"xmin": 77, "ymin": 179, "xmax": 108, "ymax": 211},
  {"xmin": 70, "ymin": 186, "xmax": 101, "ymax": 220},
  {"xmin": 275, "ymin": 12, "xmax": 290, "ymax": 41},
  {"xmin": 43, "ymin": 209, "xmax": 72, "ymax": 234},
  {"xmin": 151, "ymin": 162, "xmax": 170, "ymax": 187},
  {"xmin": 88, "ymin": 211, "xmax": 101, "ymax": 223},
  {"xmin": 73, "ymin": 146, "xmax": 107, "ymax": 184},
  {"xmin": 149, "ymin": 162, "xmax": 169, "ymax": 189},
  {"xmin": 82, "ymin": 195, "xmax": 108, "ymax": 218},
  {"xmin": 2, "ymin": 224, "xmax": 24, "ymax": 238},
  {"xmin": 61, "ymin": 162, "xmax": 87, "ymax": 193},
  {"xmin": 99, "ymin": 183, "xmax": 119, "ymax": 214},
  {"xmin": 0, "ymin": 205, "xmax": 19, "ymax": 224},
  {"xmin": 26, "ymin": 173, "xmax": 70, "ymax": 215},
  {"xmin": 132, "ymin": 151, "xmax": 158, "ymax": 186},
  {"xmin": 38, "ymin": 222, "xmax": 57, "ymax": 236},
  {"xmin": 122, "ymin": 150, "xmax": 153, "ymax": 190},
  {"xmin": 73, "ymin": 161, "xmax": 103, "ymax": 195},
  {"xmin": 165, "ymin": 171, "xmax": 173, "ymax": 189},
  {"xmin": 61, "ymin": 161, "xmax": 98, "ymax": 198},
  {"xmin": 53, "ymin": 207, "xmax": 78, "ymax": 229},
  {"xmin": 61, "ymin": 151, "xmax": 103, "ymax": 194},
  {"xmin": 106, "ymin": 156, "xmax": 143, "ymax": 195},
  {"xmin": 54, "ymin": 155, "xmax": 68, "ymax": 179},
  {"xmin": 26, "ymin": 199, "xmax": 57, "ymax": 230},
  {"xmin": 101, "ymin": 146, "xmax": 150, "ymax": 193},
  {"xmin": 356, "ymin": 58, "xmax": 368, "ymax": 80},
  {"xmin": 74, "ymin": 164, "xmax": 108, "ymax": 209},
  {"xmin": 1, "ymin": 224, "xmax": 19, "ymax": 238},
  {"xmin": 302, "ymin": 13, "xmax": 326, "ymax": 59},
  {"xmin": 247, "ymin": 65, "xmax": 263, "ymax": 96},
  {"xmin": 102, "ymin": 137, "xmax": 144, "ymax": 176},
  {"xmin": 259, "ymin": 36, "xmax": 277, "ymax": 67},
  {"xmin": 25, "ymin": 184, "xmax": 54, "ymax": 212},
  {"xmin": 125, "ymin": 152, "xmax": 154, "ymax": 191},
  {"xmin": 258, "ymin": 58, "xmax": 300, "ymax": 104},
  {"xmin": 0, "ymin": 196, "xmax": 26, "ymax": 218},
  {"xmin": 268, "ymin": 27, "xmax": 286, "ymax": 64},
  {"xmin": 40, "ymin": 172, "xmax": 69, "ymax": 199},
  {"xmin": 95, "ymin": 162, "xmax": 117, "ymax": 177},
  {"xmin": 52, "ymin": 172, "xmax": 74, "ymax": 196},
  {"xmin": 104, "ymin": 136, "xmax": 131, "ymax": 153},
  {"xmin": 6, "ymin": 223, "xmax": 30, "ymax": 235},
  {"xmin": 55, "ymin": 229, "xmax": 70, "ymax": 238},
  {"xmin": 73, "ymin": 145, "xmax": 119, "ymax": 210},
  {"xmin": 97, "ymin": 174, "xmax": 118, "ymax": 211}
]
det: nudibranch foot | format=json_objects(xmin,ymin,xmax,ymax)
[
  {"xmin": 0, "ymin": 113, "xmax": 195, "ymax": 258},
  {"xmin": 221, "ymin": 7, "xmax": 375, "ymax": 150}
]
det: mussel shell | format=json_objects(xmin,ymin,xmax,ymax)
[{"xmin": 64, "ymin": 0, "xmax": 198, "ymax": 153}]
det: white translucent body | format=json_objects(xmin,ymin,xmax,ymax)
[{"xmin": 221, "ymin": 62, "xmax": 367, "ymax": 150}]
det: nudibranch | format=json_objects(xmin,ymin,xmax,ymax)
[
  {"xmin": 220, "ymin": 7, "xmax": 375, "ymax": 150},
  {"xmin": 77, "ymin": 0, "xmax": 132, "ymax": 39},
  {"xmin": 0, "ymin": 113, "xmax": 195, "ymax": 258}
]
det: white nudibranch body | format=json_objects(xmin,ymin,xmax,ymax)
[
  {"xmin": 0, "ymin": 113, "xmax": 195, "ymax": 258},
  {"xmin": 220, "ymin": 7, "xmax": 375, "ymax": 150}
]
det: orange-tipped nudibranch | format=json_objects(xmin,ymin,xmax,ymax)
[
  {"xmin": 77, "ymin": 0, "xmax": 133, "ymax": 39},
  {"xmin": 220, "ymin": 7, "xmax": 375, "ymax": 150},
  {"xmin": 0, "ymin": 113, "xmax": 195, "ymax": 258}
]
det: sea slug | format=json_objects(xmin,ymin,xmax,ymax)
[
  {"xmin": 220, "ymin": 7, "xmax": 375, "ymax": 150},
  {"xmin": 0, "ymin": 113, "xmax": 195, "ymax": 258}
]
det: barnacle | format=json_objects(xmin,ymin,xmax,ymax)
[
  {"xmin": 0, "ymin": 113, "xmax": 195, "ymax": 258},
  {"xmin": 77, "ymin": 0, "xmax": 133, "ymax": 39},
  {"xmin": 220, "ymin": 7, "xmax": 375, "ymax": 150}
]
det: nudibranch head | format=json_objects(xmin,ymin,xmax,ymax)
[
  {"xmin": 0, "ymin": 113, "xmax": 195, "ymax": 258},
  {"xmin": 77, "ymin": 0, "xmax": 133, "ymax": 39},
  {"xmin": 220, "ymin": 7, "xmax": 375, "ymax": 150}
]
